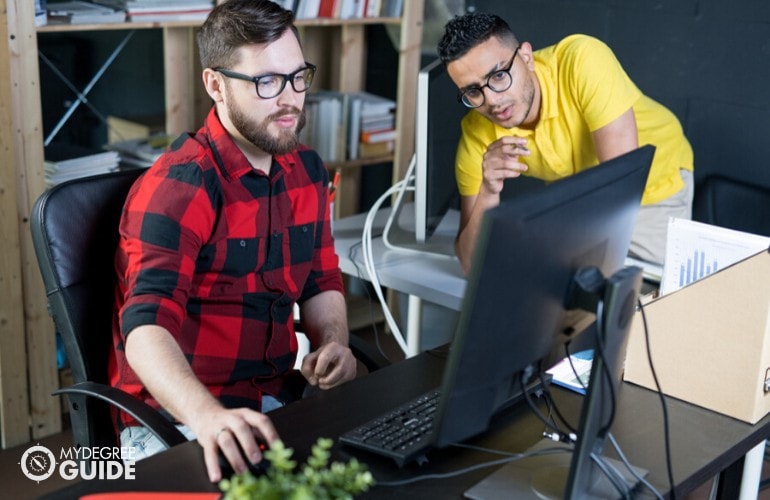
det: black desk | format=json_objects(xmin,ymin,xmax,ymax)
[{"xmin": 43, "ymin": 347, "xmax": 769, "ymax": 499}]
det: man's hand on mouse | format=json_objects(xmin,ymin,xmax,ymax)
[{"xmin": 192, "ymin": 407, "xmax": 280, "ymax": 482}]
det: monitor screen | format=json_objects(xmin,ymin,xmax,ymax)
[
  {"xmin": 433, "ymin": 146, "xmax": 654, "ymax": 497},
  {"xmin": 414, "ymin": 57, "xmax": 465, "ymax": 244}
]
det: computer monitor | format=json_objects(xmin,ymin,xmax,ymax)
[
  {"xmin": 383, "ymin": 57, "xmax": 466, "ymax": 257},
  {"xmin": 414, "ymin": 58, "xmax": 464, "ymax": 244},
  {"xmin": 434, "ymin": 145, "xmax": 655, "ymax": 497}
]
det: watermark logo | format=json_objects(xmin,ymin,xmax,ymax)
[
  {"xmin": 20, "ymin": 445, "xmax": 57, "ymax": 483},
  {"xmin": 19, "ymin": 444, "xmax": 137, "ymax": 483}
]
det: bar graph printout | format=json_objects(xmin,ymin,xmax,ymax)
[{"xmin": 660, "ymin": 218, "xmax": 770, "ymax": 295}]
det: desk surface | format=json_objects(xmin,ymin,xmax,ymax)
[
  {"xmin": 333, "ymin": 206, "xmax": 663, "ymax": 312},
  {"xmin": 44, "ymin": 348, "xmax": 770, "ymax": 499},
  {"xmin": 334, "ymin": 205, "xmax": 466, "ymax": 311}
]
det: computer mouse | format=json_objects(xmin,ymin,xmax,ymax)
[{"xmin": 217, "ymin": 437, "xmax": 271, "ymax": 477}]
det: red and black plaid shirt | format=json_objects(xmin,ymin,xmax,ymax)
[{"xmin": 110, "ymin": 108, "xmax": 343, "ymax": 427}]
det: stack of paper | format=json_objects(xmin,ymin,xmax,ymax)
[
  {"xmin": 44, "ymin": 144, "xmax": 120, "ymax": 187},
  {"xmin": 94, "ymin": 0, "xmax": 213, "ymax": 22},
  {"xmin": 106, "ymin": 135, "xmax": 171, "ymax": 168}
]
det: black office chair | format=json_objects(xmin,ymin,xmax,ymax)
[
  {"xmin": 31, "ymin": 168, "xmax": 389, "ymax": 454},
  {"xmin": 31, "ymin": 168, "xmax": 187, "ymax": 452},
  {"xmin": 693, "ymin": 174, "xmax": 770, "ymax": 237}
]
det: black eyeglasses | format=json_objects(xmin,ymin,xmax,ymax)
[
  {"xmin": 215, "ymin": 63, "xmax": 317, "ymax": 99},
  {"xmin": 458, "ymin": 47, "xmax": 520, "ymax": 108}
]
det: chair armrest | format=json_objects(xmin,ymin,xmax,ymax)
[
  {"xmin": 349, "ymin": 334, "xmax": 391, "ymax": 373},
  {"xmin": 54, "ymin": 381, "xmax": 187, "ymax": 449}
]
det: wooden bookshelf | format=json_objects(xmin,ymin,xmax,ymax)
[{"xmin": 0, "ymin": 1, "xmax": 423, "ymax": 447}]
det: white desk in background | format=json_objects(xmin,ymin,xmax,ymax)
[
  {"xmin": 333, "ymin": 203, "xmax": 663, "ymax": 356},
  {"xmin": 333, "ymin": 205, "xmax": 465, "ymax": 356}
]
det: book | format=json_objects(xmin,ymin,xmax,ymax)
[
  {"xmin": 295, "ymin": 0, "xmax": 320, "ymax": 18},
  {"xmin": 346, "ymin": 91, "xmax": 395, "ymax": 158},
  {"xmin": 302, "ymin": 91, "xmax": 347, "ymax": 162},
  {"xmin": 365, "ymin": 0, "xmax": 382, "ymax": 17},
  {"xmin": 46, "ymin": 0, "xmax": 126, "ymax": 24},
  {"xmin": 127, "ymin": 9, "xmax": 210, "ymax": 21},
  {"xmin": 358, "ymin": 140, "xmax": 394, "ymax": 158},
  {"xmin": 546, "ymin": 350, "xmax": 593, "ymax": 395},
  {"xmin": 360, "ymin": 128, "xmax": 396, "ymax": 144},
  {"xmin": 35, "ymin": 0, "xmax": 48, "ymax": 26},
  {"xmin": 317, "ymin": 0, "xmax": 337, "ymax": 18},
  {"xmin": 380, "ymin": 0, "xmax": 402, "ymax": 17}
]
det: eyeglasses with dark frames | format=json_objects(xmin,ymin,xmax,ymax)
[
  {"xmin": 458, "ymin": 47, "xmax": 520, "ymax": 109},
  {"xmin": 215, "ymin": 63, "xmax": 317, "ymax": 99}
]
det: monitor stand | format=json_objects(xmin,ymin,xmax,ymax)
[
  {"xmin": 382, "ymin": 197, "xmax": 458, "ymax": 259},
  {"xmin": 466, "ymin": 266, "xmax": 649, "ymax": 499},
  {"xmin": 463, "ymin": 439, "xmax": 647, "ymax": 500}
]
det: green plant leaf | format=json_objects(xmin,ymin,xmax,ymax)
[{"xmin": 219, "ymin": 438, "xmax": 375, "ymax": 500}]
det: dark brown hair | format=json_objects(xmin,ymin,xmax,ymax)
[{"xmin": 197, "ymin": 0, "xmax": 299, "ymax": 70}]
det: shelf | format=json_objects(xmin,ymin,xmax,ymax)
[
  {"xmin": 326, "ymin": 154, "xmax": 395, "ymax": 170},
  {"xmin": 36, "ymin": 16, "xmax": 403, "ymax": 33}
]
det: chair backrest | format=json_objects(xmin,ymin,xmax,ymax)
[
  {"xmin": 693, "ymin": 174, "xmax": 770, "ymax": 237},
  {"xmin": 31, "ymin": 169, "xmax": 145, "ymax": 446},
  {"xmin": 32, "ymin": 169, "xmax": 143, "ymax": 385}
]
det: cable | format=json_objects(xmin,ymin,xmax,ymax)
[
  {"xmin": 347, "ymin": 241, "xmax": 393, "ymax": 363},
  {"xmin": 592, "ymin": 298, "xmax": 618, "ymax": 437},
  {"xmin": 373, "ymin": 446, "xmax": 570, "ymax": 487},
  {"xmin": 519, "ymin": 369, "xmax": 570, "ymax": 439},
  {"xmin": 638, "ymin": 297, "xmax": 677, "ymax": 499},
  {"xmin": 608, "ymin": 432, "xmax": 664, "ymax": 500},
  {"xmin": 360, "ymin": 178, "xmax": 413, "ymax": 355},
  {"xmin": 547, "ymin": 343, "xmax": 580, "ymax": 434},
  {"xmin": 590, "ymin": 452, "xmax": 632, "ymax": 499}
]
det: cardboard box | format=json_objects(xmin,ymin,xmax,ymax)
[{"xmin": 624, "ymin": 249, "xmax": 770, "ymax": 424}]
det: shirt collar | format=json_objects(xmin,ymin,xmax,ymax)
[
  {"xmin": 533, "ymin": 56, "xmax": 558, "ymax": 122},
  {"xmin": 204, "ymin": 107, "xmax": 299, "ymax": 182}
]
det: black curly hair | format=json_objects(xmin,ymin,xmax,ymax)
[{"xmin": 437, "ymin": 12, "xmax": 518, "ymax": 64}]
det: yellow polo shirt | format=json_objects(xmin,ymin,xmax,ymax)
[{"xmin": 455, "ymin": 34, "xmax": 694, "ymax": 205}]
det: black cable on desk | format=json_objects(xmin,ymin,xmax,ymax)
[
  {"xmin": 638, "ymin": 297, "xmax": 676, "ymax": 500},
  {"xmin": 373, "ymin": 446, "xmax": 569, "ymax": 487}
]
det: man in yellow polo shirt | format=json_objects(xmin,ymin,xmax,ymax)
[{"xmin": 437, "ymin": 12, "xmax": 694, "ymax": 273}]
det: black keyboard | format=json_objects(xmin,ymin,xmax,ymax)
[
  {"xmin": 340, "ymin": 376, "xmax": 547, "ymax": 467},
  {"xmin": 340, "ymin": 389, "xmax": 441, "ymax": 467}
]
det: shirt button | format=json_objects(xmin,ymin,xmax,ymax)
[
  {"xmin": 240, "ymin": 240, "xmax": 246, "ymax": 247},
  {"xmin": 302, "ymin": 226, "xmax": 308, "ymax": 232}
]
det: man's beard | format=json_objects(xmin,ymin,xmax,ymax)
[
  {"xmin": 487, "ymin": 75, "xmax": 536, "ymax": 129},
  {"xmin": 228, "ymin": 98, "xmax": 307, "ymax": 156}
]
